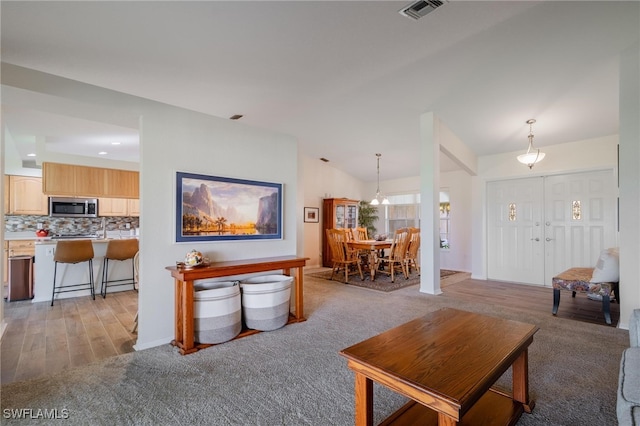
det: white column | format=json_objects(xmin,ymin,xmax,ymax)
[
  {"xmin": 618, "ymin": 42, "xmax": 640, "ymax": 328},
  {"xmin": 419, "ymin": 112, "xmax": 441, "ymax": 295}
]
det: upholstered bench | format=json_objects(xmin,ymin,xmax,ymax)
[
  {"xmin": 552, "ymin": 267, "xmax": 618, "ymax": 325},
  {"xmin": 552, "ymin": 248, "xmax": 620, "ymax": 325}
]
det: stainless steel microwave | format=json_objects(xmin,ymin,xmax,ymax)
[{"xmin": 49, "ymin": 197, "xmax": 98, "ymax": 218}]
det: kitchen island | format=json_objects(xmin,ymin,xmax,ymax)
[{"xmin": 33, "ymin": 237, "xmax": 138, "ymax": 303}]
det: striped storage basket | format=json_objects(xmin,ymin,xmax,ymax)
[
  {"xmin": 194, "ymin": 281, "xmax": 241, "ymax": 344},
  {"xmin": 240, "ymin": 275, "xmax": 293, "ymax": 331}
]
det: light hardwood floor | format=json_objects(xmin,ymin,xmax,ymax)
[
  {"xmin": 0, "ymin": 275, "xmax": 619, "ymax": 385},
  {"xmin": 443, "ymin": 277, "xmax": 620, "ymax": 326},
  {"xmin": 1, "ymin": 290, "xmax": 137, "ymax": 385}
]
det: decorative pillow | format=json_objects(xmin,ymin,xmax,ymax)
[{"xmin": 591, "ymin": 247, "xmax": 620, "ymax": 283}]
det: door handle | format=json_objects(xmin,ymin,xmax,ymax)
[
  {"xmin": 546, "ymin": 237, "xmax": 554, "ymax": 241},
  {"xmin": 530, "ymin": 238, "xmax": 540, "ymax": 241}
]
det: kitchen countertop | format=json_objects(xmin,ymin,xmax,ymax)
[{"xmin": 4, "ymin": 231, "xmax": 139, "ymax": 241}]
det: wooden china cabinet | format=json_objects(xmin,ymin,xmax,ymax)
[{"xmin": 322, "ymin": 198, "xmax": 359, "ymax": 267}]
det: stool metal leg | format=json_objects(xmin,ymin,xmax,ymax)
[
  {"xmin": 101, "ymin": 258, "xmax": 109, "ymax": 298},
  {"xmin": 89, "ymin": 259, "xmax": 95, "ymax": 300},
  {"xmin": 51, "ymin": 262, "xmax": 59, "ymax": 307}
]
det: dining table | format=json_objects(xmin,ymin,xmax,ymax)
[{"xmin": 347, "ymin": 239, "xmax": 393, "ymax": 281}]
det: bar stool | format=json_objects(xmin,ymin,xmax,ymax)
[
  {"xmin": 101, "ymin": 239, "xmax": 139, "ymax": 298},
  {"xmin": 51, "ymin": 240, "xmax": 95, "ymax": 306}
]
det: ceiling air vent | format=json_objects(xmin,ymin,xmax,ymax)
[{"xmin": 399, "ymin": 0, "xmax": 447, "ymax": 21}]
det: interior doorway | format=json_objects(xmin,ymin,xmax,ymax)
[{"xmin": 487, "ymin": 169, "xmax": 617, "ymax": 286}]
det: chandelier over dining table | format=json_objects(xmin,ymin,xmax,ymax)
[{"xmin": 370, "ymin": 153, "xmax": 389, "ymax": 205}]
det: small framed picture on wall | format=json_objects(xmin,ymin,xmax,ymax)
[{"xmin": 304, "ymin": 207, "xmax": 319, "ymax": 223}]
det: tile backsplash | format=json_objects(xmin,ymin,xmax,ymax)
[{"xmin": 5, "ymin": 215, "xmax": 139, "ymax": 235}]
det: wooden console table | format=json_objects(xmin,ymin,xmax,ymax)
[{"xmin": 166, "ymin": 255, "xmax": 308, "ymax": 355}]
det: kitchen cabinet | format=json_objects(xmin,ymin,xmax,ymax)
[
  {"xmin": 8, "ymin": 176, "xmax": 49, "ymax": 215},
  {"xmin": 42, "ymin": 162, "xmax": 76, "ymax": 196},
  {"xmin": 42, "ymin": 162, "xmax": 139, "ymax": 198},
  {"xmin": 74, "ymin": 166, "xmax": 105, "ymax": 197},
  {"xmin": 128, "ymin": 199, "xmax": 140, "ymax": 216},
  {"xmin": 99, "ymin": 198, "xmax": 140, "ymax": 217},
  {"xmin": 4, "ymin": 175, "xmax": 9, "ymax": 215},
  {"xmin": 3, "ymin": 240, "xmax": 35, "ymax": 284},
  {"xmin": 104, "ymin": 168, "xmax": 139, "ymax": 198},
  {"xmin": 322, "ymin": 198, "xmax": 359, "ymax": 267}
]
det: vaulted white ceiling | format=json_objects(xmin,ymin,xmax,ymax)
[{"xmin": 2, "ymin": 1, "xmax": 638, "ymax": 181}]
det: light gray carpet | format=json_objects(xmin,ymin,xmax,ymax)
[{"xmin": 1, "ymin": 275, "xmax": 628, "ymax": 425}]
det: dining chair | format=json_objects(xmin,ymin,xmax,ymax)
[
  {"xmin": 345, "ymin": 228, "xmax": 355, "ymax": 242},
  {"xmin": 351, "ymin": 227, "xmax": 372, "ymax": 265},
  {"xmin": 376, "ymin": 228, "xmax": 411, "ymax": 282},
  {"xmin": 326, "ymin": 228, "xmax": 364, "ymax": 283},
  {"xmin": 405, "ymin": 227, "xmax": 421, "ymax": 275},
  {"xmin": 355, "ymin": 227, "xmax": 369, "ymax": 241}
]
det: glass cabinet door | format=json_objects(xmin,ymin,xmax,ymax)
[
  {"xmin": 335, "ymin": 205, "xmax": 345, "ymax": 228},
  {"xmin": 346, "ymin": 205, "xmax": 357, "ymax": 228}
]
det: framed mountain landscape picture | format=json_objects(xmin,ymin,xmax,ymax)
[{"xmin": 176, "ymin": 171, "xmax": 282, "ymax": 242}]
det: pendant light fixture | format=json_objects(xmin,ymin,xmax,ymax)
[
  {"xmin": 517, "ymin": 119, "xmax": 545, "ymax": 169},
  {"xmin": 370, "ymin": 153, "xmax": 390, "ymax": 206}
]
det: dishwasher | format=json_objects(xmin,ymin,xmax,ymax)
[{"xmin": 6, "ymin": 255, "xmax": 34, "ymax": 301}]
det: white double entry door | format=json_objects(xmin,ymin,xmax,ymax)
[{"xmin": 487, "ymin": 169, "xmax": 617, "ymax": 286}]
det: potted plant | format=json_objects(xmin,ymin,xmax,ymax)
[{"xmin": 358, "ymin": 200, "xmax": 379, "ymax": 238}]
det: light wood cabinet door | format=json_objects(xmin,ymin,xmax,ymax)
[
  {"xmin": 98, "ymin": 198, "xmax": 129, "ymax": 216},
  {"xmin": 99, "ymin": 198, "xmax": 139, "ymax": 216},
  {"xmin": 104, "ymin": 169, "xmax": 139, "ymax": 198},
  {"xmin": 9, "ymin": 176, "xmax": 49, "ymax": 215},
  {"xmin": 43, "ymin": 162, "xmax": 139, "ymax": 199},
  {"xmin": 74, "ymin": 166, "xmax": 105, "ymax": 197},
  {"xmin": 2, "ymin": 242, "xmax": 7, "ymax": 285},
  {"xmin": 43, "ymin": 162, "xmax": 76, "ymax": 196},
  {"xmin": 4, "ymin": 175, "xmax": 9, "ymax": 215},
  {"xmin": 128, "ymin": 199, "xmax": 140, "ymax": 216}
]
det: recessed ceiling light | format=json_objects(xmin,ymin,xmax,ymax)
[
  {"xmin": 111, "ymin": 142, "xmax": 121, "ymax": 145},
  {"xmin": 98, "ymin": 151, "xmax": 108, "ymax": 155},
  {"xmin": 27, "ymin": 153, "xmax": 36, "ymax": 157}
]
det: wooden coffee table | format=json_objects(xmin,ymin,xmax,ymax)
[{"xmin": 339, "ymin": 308, "xmax": 539, "ymax": 425}]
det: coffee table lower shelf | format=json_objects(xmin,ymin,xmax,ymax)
[{"xmin": 380, "ymin": 388, "xmax": 524, "ymax": 426}]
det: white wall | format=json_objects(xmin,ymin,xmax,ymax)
[
  {"xmin": 3, "ymin": 130, "xmax": 38, "ymax": 177},
  {"xmin": 440, "ymin": 170, "xmax": 473, "ymax": 272},
  {"xmin": 139, "ymin": 108, "xmax": 298, "ymax": 348},
  {"xmin": 478, "ymin": 135, "xmax": 618, "ymax": 178},
  {"xmin": 471, "ymin": 135, "xmax": 619, "ymax": 281},
  {"xmin": 0, "ymin": 125, "xmax": 5, "ymax": 338},
  {"xmin": 2, "ymin": 64, "xmax": 299, "ymax": 350},
  {"xmin": 300, "ymin": 153, "xmax": 365, "ymax": 268}
]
